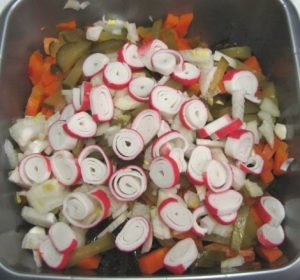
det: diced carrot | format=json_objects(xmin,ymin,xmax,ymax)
[
  {"xmin": 263, "ymin": 158, "xmax": 274, "ymax": 172},
  {"xmin": 244, "ymin": 56, "xmax": 262, "ymax": 73},
  {"xmin": 138, "ymin": 247, "xmax": 169, "ymax": 275},
  {"xmin": 204, "ymin": 243, "xmax": 235, "ymax": 258},
  {"xmin": 56, "ymin": 20, "xmax": 77, "ymax": 30},
  {"xmin": 273, "ymin": 137, "xmax": 288, "ymax": 153},
  {"xmin": 261, "ymin": 144, "xmax": 275, "ymax": 161},
  {"xmin": 255, "ymin": 246, "xmax": 283, "ymax": 264},
  {"xmin": 253, "ymin": 143, "xmax": 265, "ymax": 155},
  {"xmin": 218, "ymin": 80, "xmax": 227, "ymax": 94},
  {"xmin": 175, "ymin": 13, "xmax": 194, "ymax": 38},
  {"xmin": 43, "ymin": 80, "xmax": 62, "ymax": 97},
  {"xmin": 260, "ymin": 169, "xmax": 274, "ymax": 187},
  {"xmin": 28, "ymin": 50, "xmax": 44, "ymax": 85},
  {"xmin": 43, "ymin": 37, "xmax": 58, "ymax": 55},
  {"xmin": 40, "ymin": 106, "xmax": 55, "ymax": 119},
  {"xmin": 188, "ymin": 83, "xmax": 200, "ymax": 96},
  {"xmin": 240, "ymin": 248, "xmax": 255, "ymax": 263},
  {"xmin": 250, "ymin": 206, "xmax": 264, "ymax": 227},
  {"xmin": 244, "ymin": 196, "xmax": 258, "ymax": 207},
  {"xmin": 164, "ymin": 14, "xmax": 179, "ymax": 29},
  {"xmin": 76, "ymin": 255, "xmax": 101, "ymax": 270},
  {"xmin": 176, "ymin": 37, "xmax": 190, "ymax": 50},
  {"xmin": 25, "ymin": 85, "xmax": 44, "ymax": 116}
]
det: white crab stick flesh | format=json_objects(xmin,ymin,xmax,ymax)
[
  {"xmin": 60, "ymin": 104, "xmax": 75, "ymax": 121},
  {"xmin": 138, "ymin": 39, "xmax": 168, "ymax": 71},
  {"xmin": 131, "ymin": 109, "xmax": 161, "ymax": 145},
  {"xmin": 63, "ymin": 189, "xmax": 110, "ymax": 229},
  {"xmin": 212, "ymin": 211, "xmax": 238, "ymax": 225},
  {"xmin": 149, "ymin": 156, "xmax": 180, "ymax": 189},
  {"xmin": 82, "ymin": 53, "xmax": 109, "ymax": 77},
  {"xmin": 150, "ymin": 86, "xmax": 184, "ymax": 120},
  {"xmin": 172, "ymin": 62, "xmax": 201, "ymax": 86},
  {"xmin": 187, "ymin": 146, "xmax": 212, "ymax": 185},
  {"xmin": 179, "ymin": 99, "xmax": 208, "ymax": 130},
  {"xmin": 224, "ymin": 129, "xmax": 254, "ymax": 162},
  {"xmin": 164, "ymin": 238, "xmax": 198, "ymax": 275},
  {"xmin": 72, "ymin": 82, "xmax": 92, "ymax": 112},
  {"xmin": 112, "ymin": 128, "xmax": 144, "ymax": 160},
  {"xmin": 118, "ymin": 43, "xmax": 143, "ymax": 70},
  {"xmin": 90, "ymin": 85, "xmax": 114, "ymax": 122},
  {"xmin": 19, "ymin": 154, "xmax": 51, "ymax": 186},
  {"xmin": 49, "ymin": 222, "xmax": 78, "ymax": 254},
  {"xmin": 64, "ymin": 112, "xmax": 97, "ymax": 139},
  {"xmin": 205, "ymin": 189, "xmax": 243, "ymax": 216},
  {"xmin": 128, "ymin": 76, "xmax": 156, "ymax": 102},
  {"xmin": 109, "ymin": 165, "xmax": 147, "ymax": 201},
  {"xmin": 231, "ymin": 165, "xmax": 246, "ymax": 191},
  {"xmin": 169, "ymin": 148, "xmax": 187, "ymax": 173},
  {"xmin": 159, "ymin": 198, "xmax": 193, "ymax": 232},
  {"xmin": 256, "ymin": 196, "xmax": 285, "ymax": 226},
  {"xmin": 237, "ymin": 154, "xmax": 264, "ymax": 175},
  {"xmin": 198, "ymin": 114, "xmax": 232, "ymax": 138},
  {"xmin": 203, "ymin": 160, "xmax": 233, "ymax": 193},
  {"xmin": 151, "ymin": 131, "xmax": 189, "ymax": 158},
  {"xmin": 103, "ymin": 61, "xmax": 132, "ymax": 90},
  {"xmin": 48, "ymin": 120, "xmax": 78, "ymax": 151},
  {"xmin": 78, "ymin": 145, "xmax": 112, "ymax": 185},
  {"xmin": 151, "ymin": 49, "xmax": 184, "ymax": 76},
  {"xmin": 50, "ymin": 151, "xmax": 81, "ymax": 186},
  {"xmin": 39, "ymin": 238, "xmax": 70, "ymax": 270},
  {"xmin": 115, "ymin": 216, "xmax": 150, "ymax": 252},
  {"xmin": 192, "ymin": 206, "xmax": 209, "ymax": 237},
  {"xmin": 257, "ymin": 224, "xmax": 285, "ymax": 248}
]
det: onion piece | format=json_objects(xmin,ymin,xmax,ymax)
[
  {"xmin": 118, "ymin": 43, "xmax": 143, "ymax": 70},
  {"xmin": 112, "ymin": 128, "xmax": 145, "ymax": 160},
  {"xmin": 131, "ymin": 109, "xmax": 161, "ymax": 145},
  {"xmin": 83, "ymin": 53, "xmax": 109, "ymax": 77},
  {"xmin": 21, "ymin": 206, "xmax": 57, "ymax": 228},
  {"xmin": 109, "ymin": 165, "xmax": 147, "ymax": 201},
  {"xmin": 115, "ymin": 216, "xmax": 150, "ymax": 252}
]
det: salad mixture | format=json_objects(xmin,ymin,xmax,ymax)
[{"xmin": 5, "ymin": 12, "xmax": 292, "ymax": 275}]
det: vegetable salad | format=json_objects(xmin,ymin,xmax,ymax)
[{"xmin": 5, "ymin": 12, "xmax": 292, "ymax": 275}]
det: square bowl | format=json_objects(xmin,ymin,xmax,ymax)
[{"xmin": 1, "ymin": 0, "xmax": 300, "ymax": 279}]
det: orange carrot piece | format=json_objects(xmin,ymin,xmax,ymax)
[
  {"xmin": 43, "ymin": 80, "xmax": 62, "ymax": 97},
  {"xmin": 164, "ymin": 14, "xmax": 179, "ymax": 29},
  {"xmin": 255, "ymin": 246, "xmax": 283, "ymax": 264},
  {"xmin": 56, "ymin": 20, "xmax": 77, "ymax": 30},
  {"xmin": 40, "ymin": 106, "xmax": 55, "ymax": 119},
  {"xmin": 204, "ymin": 243, "xmax": 235, "ymax": 257},
  {"xmin": 244, "ymin": 196, "xmax": 259, "ymax": 207},
  {"xmin": 28, "ymin": 50, "xmax": 44, "ymax": 85},
  {"xmin": 138, "ymin": 247, "xmax": 169, "ymax": 275},
  {"xmin": 260, "ymin": 169, "xmax": 274, "ymax": 187},
  {"xmin": 176, "ymin": 37, "xmax": 191, "ymax": 50},
  {"xmin": 188, "ymin": 83, "xmax": 201, "ymax": 96},
  {"xmin": 218, "ymin": 80, "xmax": 227, "ymax": 94},
  {"xmin": 262, "ymin": 144, "xmax": 275, "ymax": 161},
  {"xmin": 263, "ymin": 158, "xmax": 274, "ymax": 172},
  {"xmin": 176, "ymin": 13, "xmax": 194, "ymax": 38},
  {"xmin": 250, "ymin": 206, "xmax": 264, "ymax": 227},
  {"xmin": 244, "ymin": 56, "xmax": 262, "ymax": 73},
  {"xmin": 240, "ymin": 248, "xmax": 255, "ymax": 263},
  {"xmin": 43, "ymin": 37, "xmax": 58, "ymax": 55},
  {"xmin": 254, "ymin": 143, "xmax": 265, "ymax": 155},
  {"xmin": 25, "ymin": 85, "xmax": 44, "ymax": 116},
  {"xmin": 76, "ymin": 255, "xmax": 101, "ymax": 270}
]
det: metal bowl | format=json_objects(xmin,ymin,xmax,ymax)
[{"xmin": 1, "ymin": 0, "xmax": 300, "ymax": 279}]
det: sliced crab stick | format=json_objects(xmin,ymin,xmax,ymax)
[
  {"xmin": 19, "ymin": 154, "xmax": 51, "ymax": 186},
  {"xmin": 82, "ymin": 53, "xmax": 109, "ymax": 77},
  {"xmin": 159, "ymin": 198, "xmax": 193, "ymax": 232},
  {"xmin": 198, "ymin": 114, "xmax": 232, "ymax": 138},
  {"xmin": 257, "ymin": 224, "xmax": 285, "ymax": 248},
  {"xmin": 224, "ymin": 129, "xmax": 254, "ymax": 162},
  {"xmin": 203, "ymin": 160, "xmax": 232, "ymax": 193},
  {"xmin": 256, "ymin": 196, "xmax": 285, "ymax": 226},
  {"xmin": 151, "ymin": 49, "xmax": 184, "ymax": 76},
  {"xmin": 187, "ymin": 146, "xmax": 212, "ymax": 185},
  {"xmin": 205, "ymin": 189, "xmax": 243, "ymax": 216},
  {"xmin": 128, "ymin": 76, "xmax": 156, "ymax": 102},
  {"xmin": 231, "ymin": 165, "xmax": 246, "ymax": 191},
  {"xmin": 109, "ymin": 165, "xmax": 147, "ymax": 201},
  {"xmin": 90, "ymin": 188, "xmax": 111, "ymax": 220},
  {"xmin": 50, "ymin": 150, "xmax": 81, "ymax": 186},
  {"xmin": 112, "ymin": 128, "xmax": 144, "ymax": 160},
  {"xmin": 211, "ymin": 211, "xmax": 238, "ymax": 225},
  {"xmin": 212, "ymin": 118, "xmax": 243, "ymax": 139},
  {"xmin": 138, "ymin": 39, "xmax": 168, "ymax": 71},
  {"xmin": 115, "ymin": 216, "xmax": 150, "ymax": 252},
  {"xmin": 237, "ymin": 154, "xmax": 264, "ymax": 175},
  {"xmin": 49, "ymin": 222, "xmax": 78, "ymax": 254},
  {"xmin": 39, "ymin": 238, "xmax": 70, "ymax": 270},
  {"xmin": 90, "ymin": 84, "xmax": 114, "ymax": 122},
  {"xmin": 118, "ymin": 42, "xmax": 143, "ymax": 70},
  {"xmin": 179, "ymin": 99, "xmax": 208, "ymax": 130},
  {"xmin": 192, "ymin": 206, "xmax": 209, "ymax": 237},
  {"xmin": 151, "ymin": 131, "xmax": 189, "ymax": 158},
  {"xmin": 63, "ymin": 112, "xmax": 97, "ymax": 139},
  {"xmin": 169, "ymin": 148, "xmax": 187, "ymax": 173},
  {"xmin": 48, "ymin": 120, "xmax": 78, "ymax": 151},
  {"xmin": 60, "ymin": 104, "xmax": 75, "ymax": 121},
  {"xmin": 131, "ymin": 109, "xmax": 162, "ymax": 145},
  {"xmin": 149, "ymin": 156, "xmax": 180, "ymax": 189},
  {"xmin": 172, "ymin": 62, "xmax": 201, "ymax": 86},
  {"xmin": 72, "ymin": 81, "xmax": 92, "ymax": 112},
  {"xmin": 157, "ymin": 120, "xmax": 172, "ymax": 137},
  {"xmin": 150, "ymin": 86, "xmax": 184, "ymax": 120},
  {"xmin": 78, "ymin": 145, "xmax": 112, "ymax": 185},
  {"xmin": 164, "ymin": 238, "xmax": 198, "ymax": 275},
  {"xmin": 103, "ymin": 61, "xmax": 132, "ymax": 90}
]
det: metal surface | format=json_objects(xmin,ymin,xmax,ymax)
[{"xmin": 1, "ymin": 0, "xmax": 300, "ymax": 279}]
